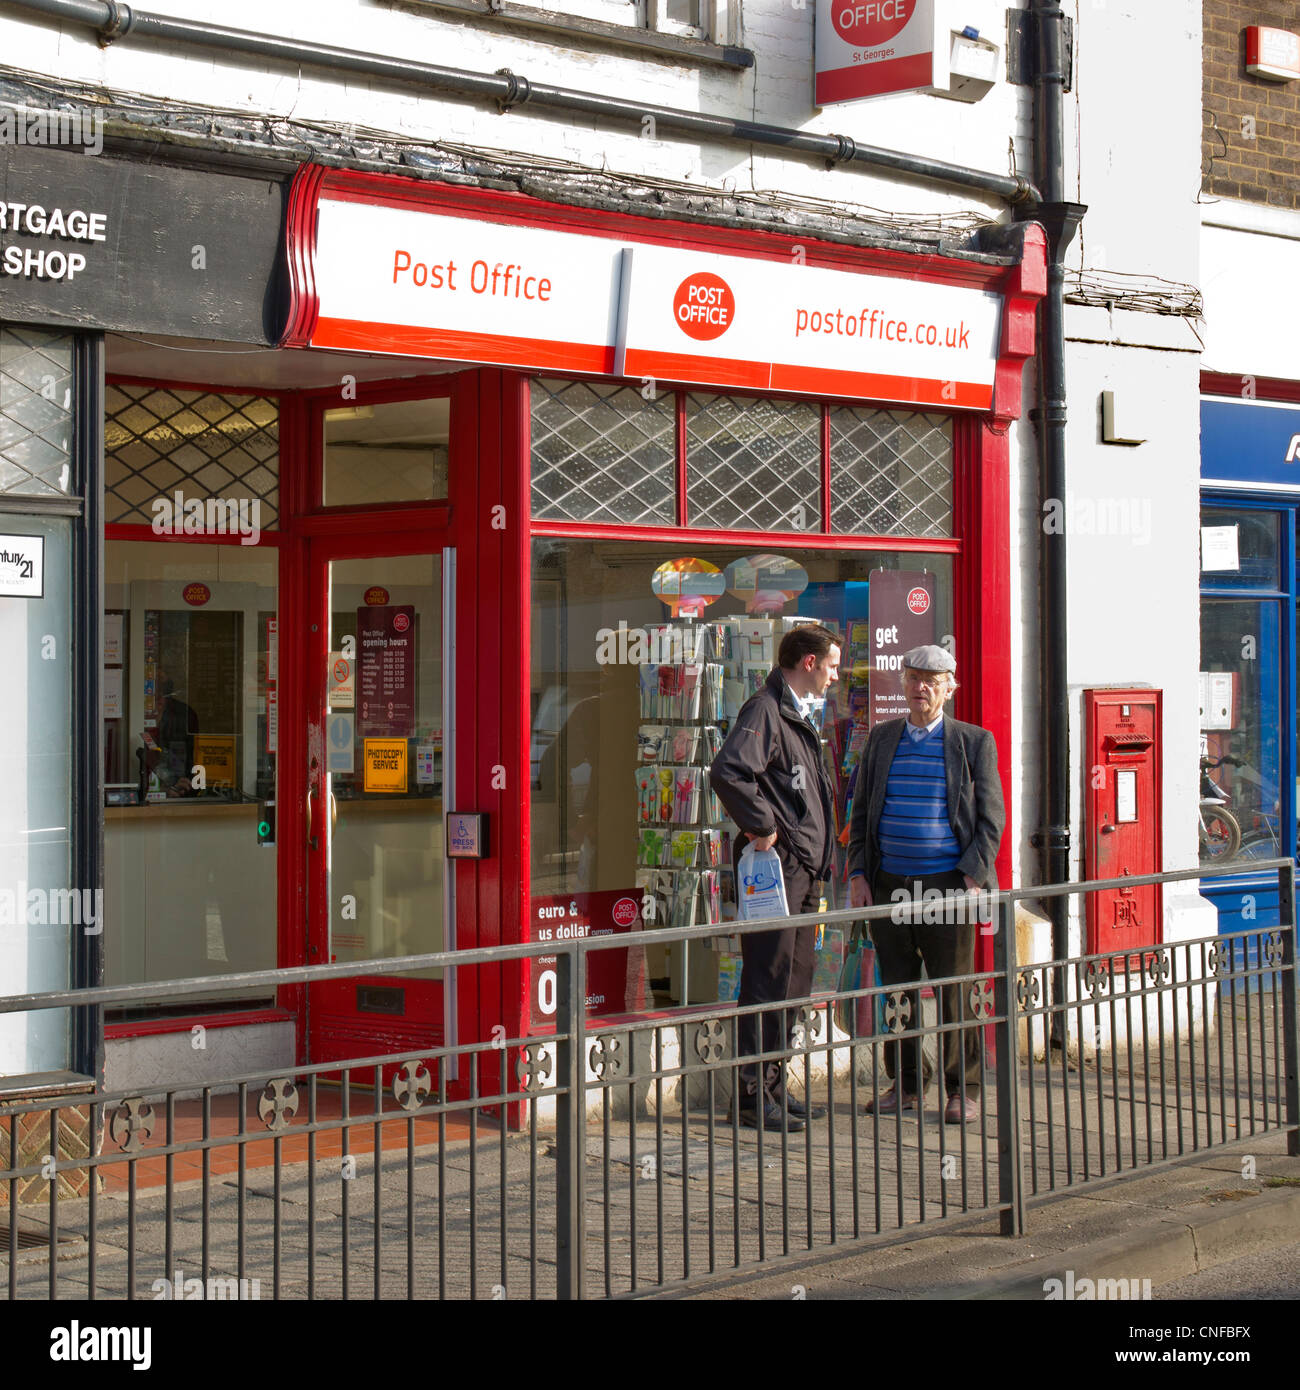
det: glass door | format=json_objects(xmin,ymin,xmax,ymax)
[{"xmin": 305, "ymin": 540, "xmax": 449, "ymax": 1065}]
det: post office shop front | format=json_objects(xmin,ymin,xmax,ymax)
[{"xmin": 4, "ymin": 154, "xmax": 1046, "ymax": 1097}]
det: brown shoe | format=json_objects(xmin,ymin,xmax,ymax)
[
  {"xmin": 862, "ymin": 1087, "xmax": 920, "ymax": 1115},
  {"xmin": 944, "ymin": 1093, "xmax": 979, "ymax": 1124}
]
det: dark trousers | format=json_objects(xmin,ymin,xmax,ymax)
[
  {"xmin": 736, "ymin": 861, "xmax": 820, "ymax": 1101},
  {"xmin": 871, "ymin": 868, "xmax": 983, "ymax": 1097}
]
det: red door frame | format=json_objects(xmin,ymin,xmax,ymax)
[
  {"xmin": 278, "ymin": 371, "xmax": 483, "ymax": 1072},
  {"xmin": 299, "ymin": 527, "xmax": 451, "ymax": 1064}
]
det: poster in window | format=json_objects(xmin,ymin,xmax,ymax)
[
  {"xmin": 357, "ymin": 604, "xmax": 416, "ymax": 739},
  {"xmin": 867, "ymin": 570, "xmax": 938, "ymax": 728}
]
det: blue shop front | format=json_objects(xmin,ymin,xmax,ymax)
[{"xmin": 1198, "ymin": 391, "xmax": 1300, "ymax": 953}]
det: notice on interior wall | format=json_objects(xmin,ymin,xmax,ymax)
[
  {"xmin": 1200, "ymin": 525, "xmax": 1239, "ymax": 572},
  {"xmin": 102, "ymin": 667, "xmax": 123, "ymax": 720},
  {"xmin": 104, "ymin": 612, "xmax": 124, "ymax": 665},
  {"xmin": 193, "ymin": 734, "xmax": 237, "ymax": 786}
]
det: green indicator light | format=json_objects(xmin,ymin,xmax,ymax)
[{"xmin": 258, "ymin": 821, "xmax": 270, "ymax": 837}]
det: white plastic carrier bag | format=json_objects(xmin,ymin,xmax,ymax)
[{"xmin": 736, "ymin": 843, "xmax": 790, "ymax": 921}]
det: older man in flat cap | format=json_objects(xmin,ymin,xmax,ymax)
[{"xmin": 846, "ymin": 644, "xmax": 1005, "ymax": 1123}]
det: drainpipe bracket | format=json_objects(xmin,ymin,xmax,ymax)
[
  {"xmin": 494, "ymin": 68, "xmax": 533, "ymax": 114},
  {"xmin": 825, "ymin": 134, "xmax": 857, "ymax": 170},
  {"xmin": 98, "ymin": 2, "xmax": 135, "ymax": 46},
  {"xmin": 1030, "ymin": 825, "xmax": 1071, "ymax": 852}
]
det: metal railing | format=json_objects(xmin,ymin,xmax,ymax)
[{"xmin": 0, "ymin": 861, "xmax": 1295, "ymax": 1299}]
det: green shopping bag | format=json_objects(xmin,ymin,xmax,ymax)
[{"xmin": 833, "ymin": 923, "xmax": 874, "ymax": 1037}]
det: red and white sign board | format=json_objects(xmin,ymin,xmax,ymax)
[
  {"xmin": 615, "ymin": 244, "xmax": 1001, "ymax": 409},
  {"xmin": 1246, "ymin": 26, "xmax": 1300, "ymax": 81},
  {"xmin": 815, "ymin": 0, "xmax": 938, "ymax": 106},
  {"xmin": 286, "ymin": 172, "xmax": 1006, "ymax": 409},
  {"xmin": 305, "ymin": 196, "xmax": 624, "ymax": 371}
]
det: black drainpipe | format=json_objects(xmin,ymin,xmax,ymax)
[
  {"xmin": 2, "ymin": 0, "xmax": 1039, "ymax": 207},
  {"xmin": 1019, "ymin": 0, "xmax": 1084, "ymax": 1041}
]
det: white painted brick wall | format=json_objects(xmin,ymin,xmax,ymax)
[{"xmin": 1, "ymin": 0, "xmax": 1026, "ymax": 218}]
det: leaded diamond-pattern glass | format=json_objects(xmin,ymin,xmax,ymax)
[
  {"xmin": 105, "ymin": 384, "xmax": 280, "ymax": 527},
  {"xmin": 685, "ymin": 395, "xmax": 821, "ymax": 532},
  {"xmin": 830, "ymin": 408, "xmax": 952, "ymax": 537},
  {"xmin": 531, "ymin": 379, "xmax": 675, "ymax": 525},
  {"xmin": 0, "ymin": 327, "xmax": 74, "ymax": 495}
]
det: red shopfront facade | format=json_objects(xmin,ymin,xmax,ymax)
[{"xmin": 103, "ymin": 163, "xmax": 1044, "ymax": 1093}]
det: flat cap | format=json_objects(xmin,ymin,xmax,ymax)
[{"xmin": 901, "ymin": 644, "xmax": 956, "ymax": 674}]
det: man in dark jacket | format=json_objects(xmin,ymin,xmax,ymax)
[
  {"xmin": 709, "ymin": 623, "xmax": 840, "ymax": 1132},
  {"xmin": 846, "ymin": 645, "xmax": 1004, "ymax": 1124}
]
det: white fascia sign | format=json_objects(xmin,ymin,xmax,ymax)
[
  {"xmin": 301, "ymin": 192, "xmax": 1004, "ymax": 409},
  {"xmin": 308, "ymin": 197, "xmax": 624, "ymax": 372},
  {"xmin": 615, "ymin": 245, "xmax": 1002, "ymax": 410},
  {"xmin": 814, "ymin": 0, "xmax": 938, "ymax": 106}
]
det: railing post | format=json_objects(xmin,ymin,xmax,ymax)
[
  {"xmin": 1279, "ymin": 862, "xmax": 1300, "ymax": 1158},
  {"xmin": 554, "ymin": 943, "xmax": 587, "ymax": 1299},
  {"xmin": 993, "ymin": 892, "xmax": 1025, "ymax": 1235}
]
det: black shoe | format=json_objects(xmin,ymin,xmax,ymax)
[
  {"xmin": 783, "ymin": 1095, "xmax": 826, "ymax": 1121},
  {"xmin": 734, "ymin": 1098, "xmax": 806, "ymax": 1133}
]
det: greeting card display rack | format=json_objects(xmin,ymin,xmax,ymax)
[
  {"xmin": 633, "ymin": 618, "xmax": 734, "ymax": 951},
  {"xmin": 632, "ymin": 614, "xmax": 822, "ymax": 930}
]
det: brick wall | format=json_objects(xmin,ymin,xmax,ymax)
[
  {"xmin": 0, "ymin": 1102, "xmax": 96, "ymax": 1205},
  {"xmin": 1203, "ymin": 1, "xmax": 1300, "ymax": 207}
]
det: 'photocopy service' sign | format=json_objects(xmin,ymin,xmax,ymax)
[{"xmin": 815, "ymin": 0, "xmax": 938, "ymax": 106}]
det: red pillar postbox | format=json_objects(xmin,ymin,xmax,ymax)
[{"xmin": 1084, "ymin": 689, "xmax": 1162, "ymax": 956}]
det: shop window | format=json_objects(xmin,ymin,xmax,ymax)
[
  {"xmin": 0, "ymin": 515, "xmax": 74, "ymax": 1073},
  {"xmin": 530, "ymin": 538, "xmax": 953, "ymax": 1010},
  {"xmin": 0, "ymin": 326, "xmax": 74, "ymax": 495},
  {"xmin": 685, "ymin": 395, "xmax": 821, "ymax": 532},
  {"xmin": 830, "ymin": 408, "xmax": 953, "ymax": 537},
  {"xmin": 1199, "ymin": 507, "xmax": 1280, "ymax": 588},
  {"xmin": 1198, "ymin": 597, "xmax": 1284, "ymax": 866},
  {"xmin": 105, "ymin": 384, "xmax": 280, "ymax": 528},
  {"xmin": 530, "ymin": 379, "xmax": 676, "ymax": 526},
  {"xmin": 322, "ymin": 397, "xmax": 449, "ymax": 506},
  {"xmin": 103, "ymin": 540, "xmax": 277, "ymax": 1008}
]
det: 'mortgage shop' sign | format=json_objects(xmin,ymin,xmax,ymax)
[{"xmin": 285, "ymin": 179, "xmax": 1003, "ymax": 412}]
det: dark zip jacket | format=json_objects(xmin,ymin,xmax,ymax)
[{"xmin": 708, "ymin": 668, "xmax": 836, "ymax": 881}]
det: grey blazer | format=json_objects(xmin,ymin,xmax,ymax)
[{"xmin": 845, "ymin": 715, "xmax": 1005, "ymax": 891}]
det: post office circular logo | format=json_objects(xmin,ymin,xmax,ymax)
[
  {"xmin": 907, "ymin": 587, "xmax": 930, "ymax": 614},
  {"xmin": 833, "ymin": 0, "xmax": 914, "ymax": 47},
  {"xmin": 364, "ymin": 586, "xmax": 390, "ymax": 606},
  {"xmin": 183, "ymin": 582, "xmax": 211, "ymax": 607},
  {"xmin": 392, "ymin": 612, "xmax": 411, "ymax": 634},
  {"xmin": 673, "ymin": 272, "xmax": 735, "ymax": 342},
  {"xmin": 612, "ymin": 897, "xmax": 640, "ymax": 927}
]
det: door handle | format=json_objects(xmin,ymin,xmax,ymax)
[{"xmin": 307, "ymin": 786, "xmax": 319, "ymax": 851}]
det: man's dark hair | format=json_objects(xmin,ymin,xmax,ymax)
[{"xmin": 778, "ymin": 622, "xmax": 839, "ymax": 671}]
